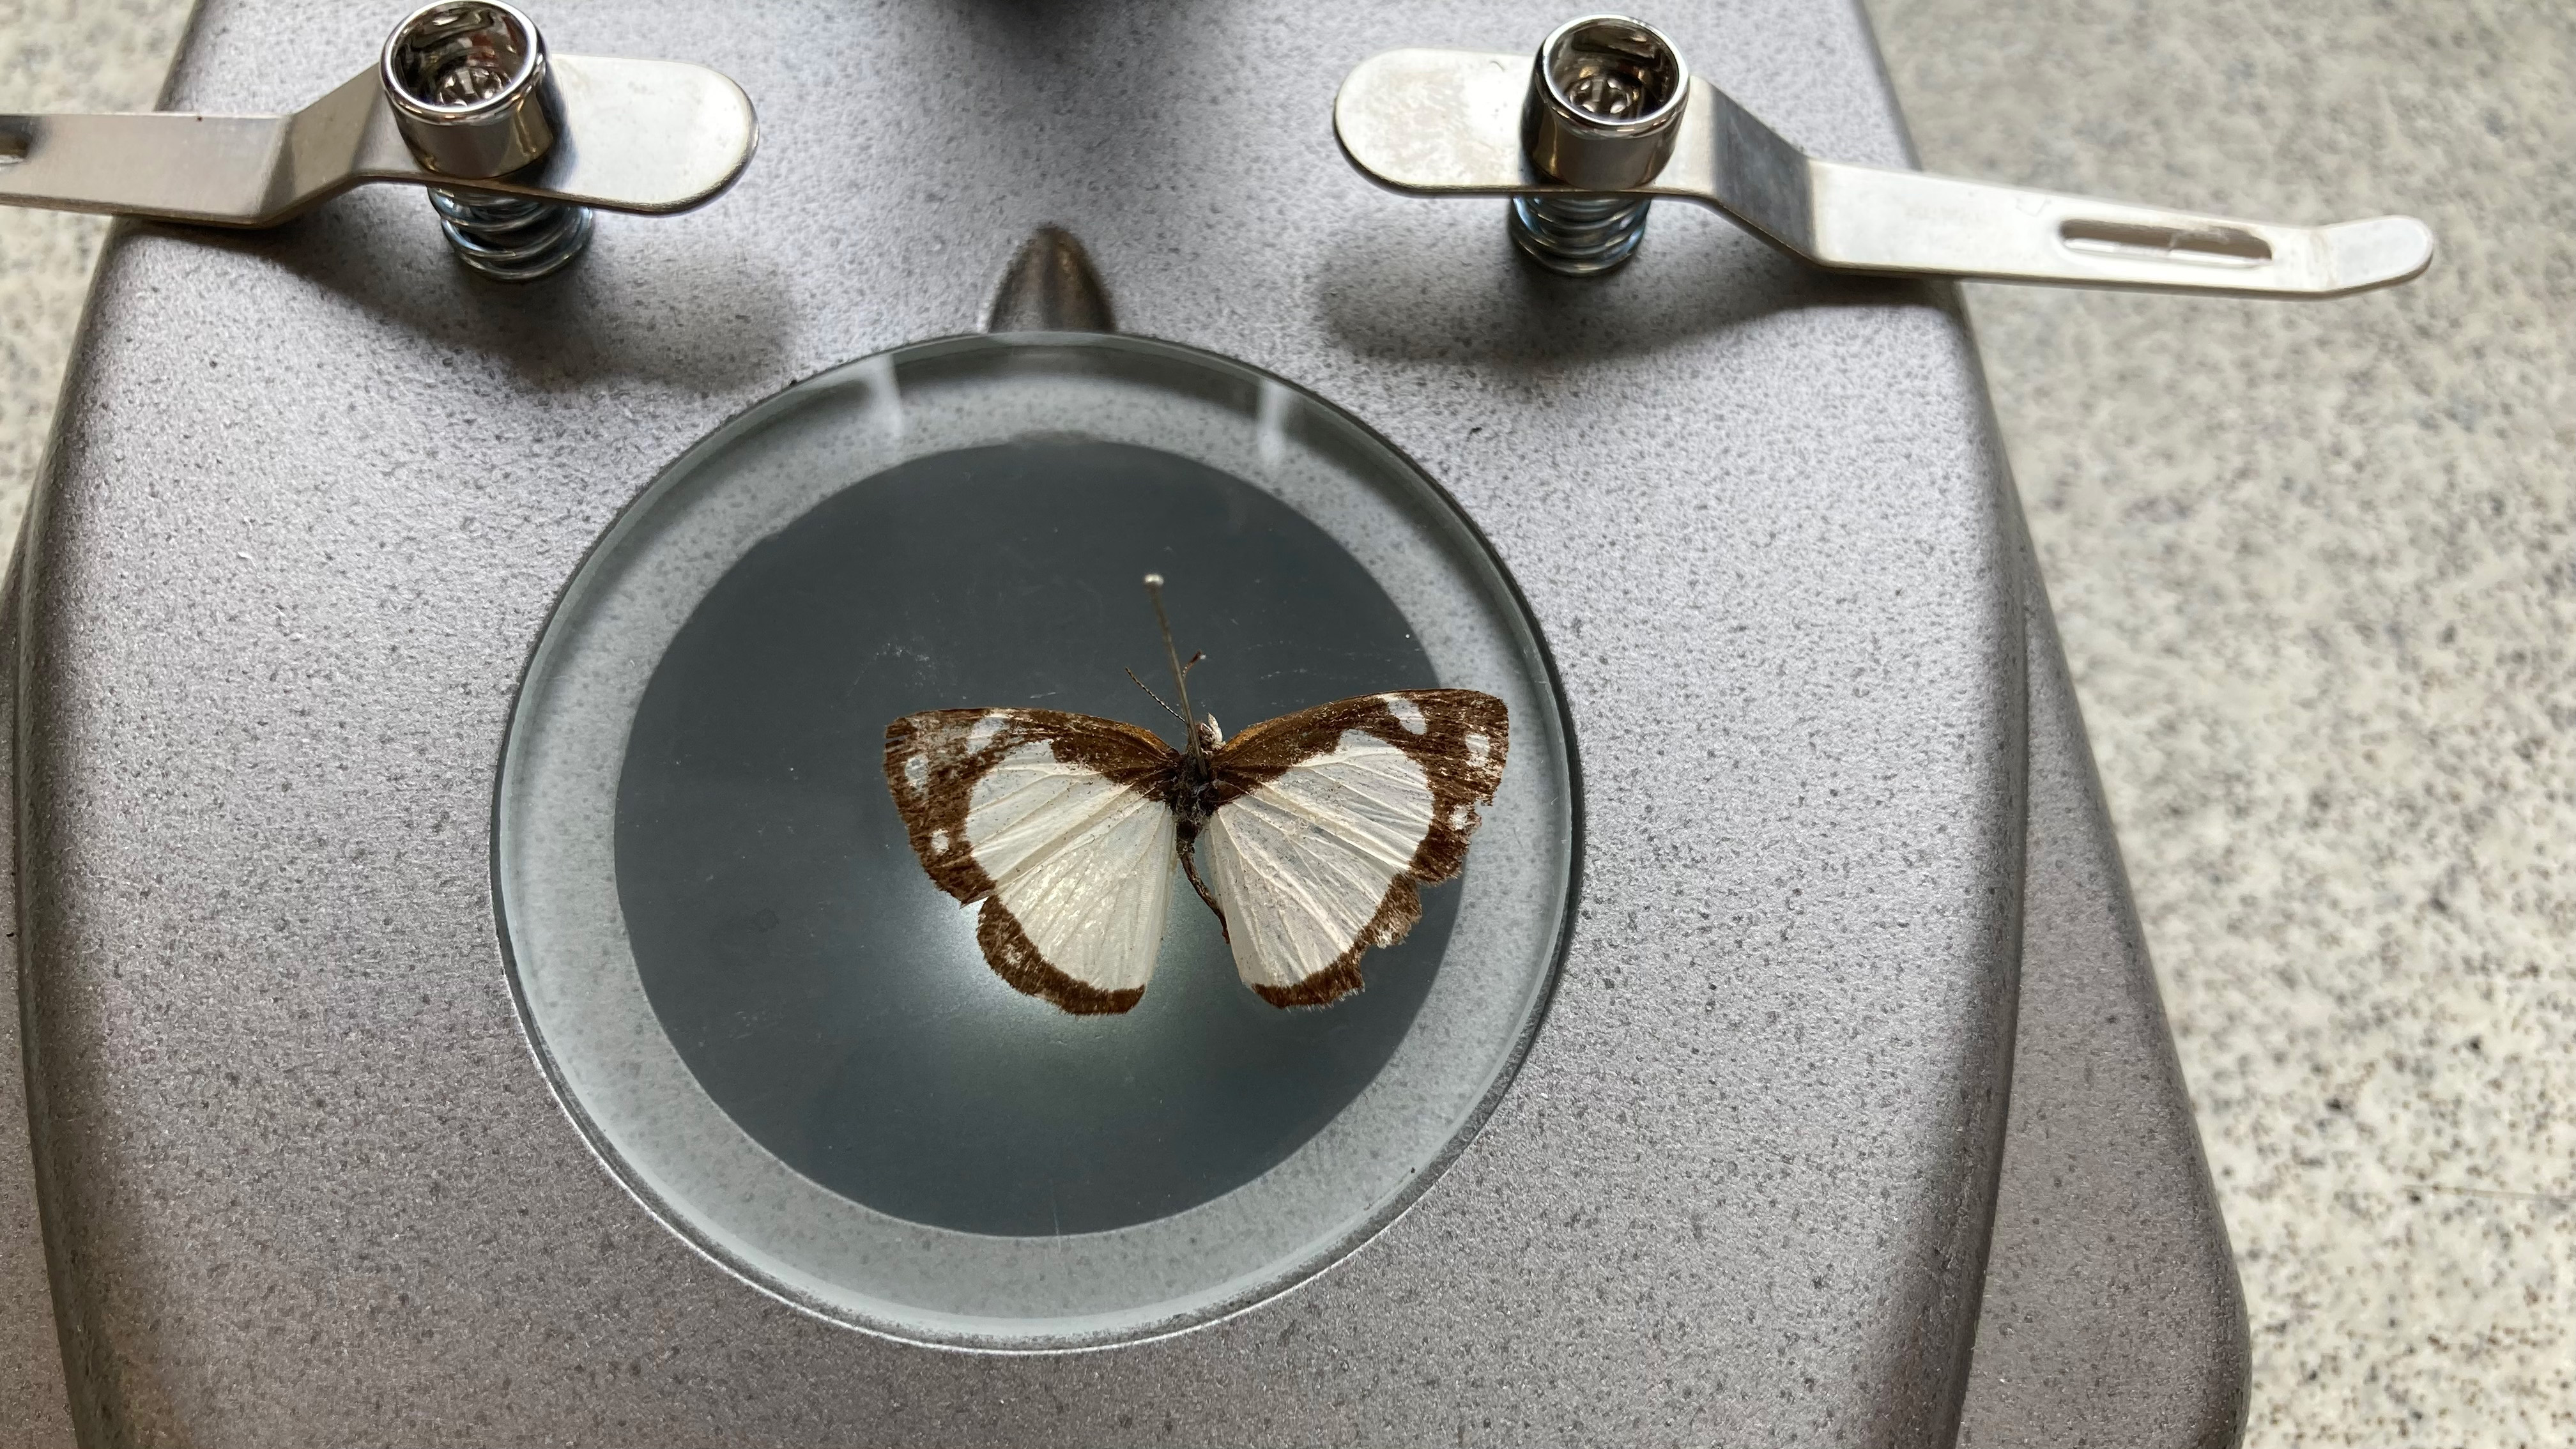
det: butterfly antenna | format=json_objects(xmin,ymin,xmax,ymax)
[
  {"xmin": 1143, "ymin": 574, "xmax": 1203, "ymax": 760},
  {"xmin": 1124, "ymin": 668, "xmax": 1187, "ymax": 726}
]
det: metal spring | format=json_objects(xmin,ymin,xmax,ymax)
[
  {"xmin": 1508, "ymin": 193, "xmax": 1652, "ymax": 276},
  {"xmin": 427, "ymin": 187, "xmax": 594, "ymax": 282}
]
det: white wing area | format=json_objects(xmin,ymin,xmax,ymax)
[
  {"xmin": 964, "ymin": 740, "xmax": 1176, "ymax": 995},
  {"xmin": 1199, "ymin": 730, "xmax": 1437, "ymax": 992}
]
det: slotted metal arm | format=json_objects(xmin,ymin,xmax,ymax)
[
  {"xmin": 0, "ymin": 56, "xmax": 754, "ymax": 228},
  {"xmin": 1335, "ymin": 47, "xmax": 2432, "ymax": 298}
]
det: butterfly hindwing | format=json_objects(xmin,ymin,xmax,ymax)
[
  {"xmin": 1197, "ymin": 689, "xmax": 1510, "ymax": 1006},
  {"xmin": 883, "ymin": 709, "xmax": 1181, "ymax": 1014}
]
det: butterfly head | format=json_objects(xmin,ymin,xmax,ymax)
[{"xmin": 1197, "ymin": 714, "xmax": 1224, "ymax": 751}]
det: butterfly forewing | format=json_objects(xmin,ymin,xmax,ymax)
[
  {"xmin": 883, "ymin": 709, "xmax": 1181, "ymax": 1014},
  {"xmin": 1199, "ymin": 690, "xmax": 1510, "ymax": 1006}
]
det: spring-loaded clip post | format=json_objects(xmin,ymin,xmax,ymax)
[
  {"xmin": 1512, "ymin": 15, "xmax": 1689, "ymax": 275},
  {"xmin": 381, "ymin": 1, "xmax": 591, "ymax": 280}
]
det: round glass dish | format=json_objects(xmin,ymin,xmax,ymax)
[{"xmin": 496, "ymin": 332, "xmax": 1576, "ymax": 1349}]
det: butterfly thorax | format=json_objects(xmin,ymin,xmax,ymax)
[
  {"xmin": 1167, "ymin": 720, "xmax": 1230, "ymax": 928},
  {"xmin": 1166, "ymin": 729, "xmax": 1222, "ymax": 838}
]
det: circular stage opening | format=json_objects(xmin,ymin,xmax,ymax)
[{"xmin": 497, "ymin": 333, "xmax": 1575, "ymax": 1347}]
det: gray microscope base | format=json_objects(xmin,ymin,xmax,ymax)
[
  {"xmin": 1961, "ymin": 516, "xmax": 2250, "ymax": 1448},
  {"xmin": 0, "ymin": 528, "xmax": 2246, "ymax": 1445},
  {"xmin": 0, "ymin": 0, "xmax": 2245, "ymax": 1441}
]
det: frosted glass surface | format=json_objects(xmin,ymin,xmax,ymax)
[{"xmin": 617, "ymin": 440, "xmax": 1452, "ymax": 1236}]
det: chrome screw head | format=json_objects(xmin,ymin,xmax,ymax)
[
  {"xmin": 380, "ymin": 0, "xmax": 561, "ymax": 179},
  {"xmin": 1522, "ymin": 15, "xmax": 1690, "ymax": 190}
]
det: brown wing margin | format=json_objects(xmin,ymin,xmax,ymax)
[
  {"xmin": 881, "ymin": 709, "xmax": 1179, "ymax": 1013},
  {"xmin": 1208, "ymin": 689, "xmax": 1510, "ymax": 1007}
]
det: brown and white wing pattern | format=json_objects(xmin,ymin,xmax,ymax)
[
  {"xmin": 883, "ymin": 709, "xmax": 1181, "ymax": 1015},
  {"xmin": 1196, "ymin": 689, "xmax": 1508, "ymax": 1007}
]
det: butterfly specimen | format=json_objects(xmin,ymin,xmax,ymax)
[{"xmin": 883, "ymin": 576, "xmax": 1509, "ymax": 1015}]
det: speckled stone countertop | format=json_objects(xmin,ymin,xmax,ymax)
[
  {"xmin": 1869, "ymin": 0, "xmax": 2574, "ymax": 1443},
  {"xmin": 3, "ymin": 0, "xmax": 2566, "ymax": 1443},
  {"xmin": 0, "ymin": 0, "xmax": 195, "ymax": 549}
]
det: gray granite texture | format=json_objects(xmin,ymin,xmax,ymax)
[
  {"xmin": 0, "ymin": 562, "xmax": 68, "ymax": 1449},
  {"xmin": 1958, "ymin": 516, "xmax": 2249, "ymax": 1449},
  {"xmin": 1868, "ymin": 0, "xmax": 2576, "ymax": 1445},
  {"xmin": 0, "ymin": 0, "xmax": 2563, "ymax": 1446},
  {"xmin": 0, "ymin": 0, "xmax": 194, "ymax": 552},
  {"xmin": 0, "ymin": 7, "xmax": 195, "ymax": 1447}
]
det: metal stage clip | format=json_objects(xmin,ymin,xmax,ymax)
[
  {"xmin": 1337, "ymin": 13, "xmax": 2432, "ymax": 295},
  {"xmin": 0, "ymin": 1, "xmax": 757, "ymax": 280}
]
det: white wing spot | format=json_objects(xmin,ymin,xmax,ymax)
[
  {"xmin": 966, "ymin": 714, "xmax": 1008, "ymax": 753},
  {"xmin": 1464, "ymin": 732, "xmax": 1491, "ymax": 764},
  {"xmin": 930, "ymin": 829, "xmax": 951, "ymax": 854},
  {"xmin": 904, "ymin": 755, "xmax": 929, "ymax": 788},
  {"xmin": 1450, "ymin": 804, "xmax": 1471, "ymax": 829},
  {"xmin": 1381, "ymin": 694, "xmax": 1428, "ymax": 734}
]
